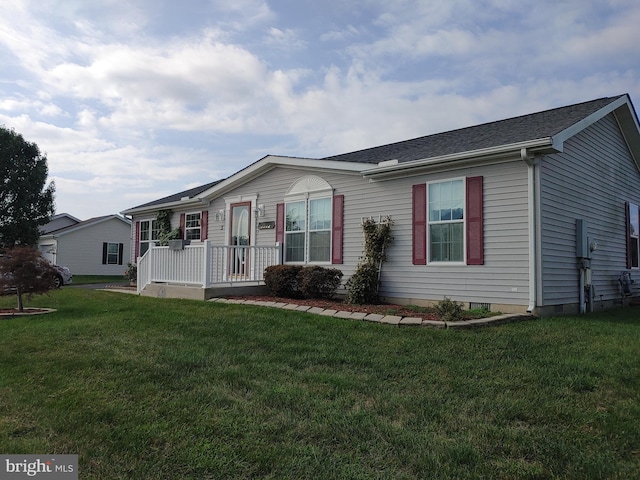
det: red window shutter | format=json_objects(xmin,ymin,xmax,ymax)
[
  {"xmin": 626, "ymin": 202, "xmax": 632, "ymax": 269},
  {"xmin": 466, "ymin": 176, "xmax": 484, "ymax": 265},
  {"xmin": 201, "ymin": 210, "xmax": 208, "ymax": 241},
  {"xmin": 412, "ymin": 184, "xmax": 427, "ymax": 265},
  {"xmin": 276, "ymin": 203, "xmax": 284, "ymax": 244},
  {"xmin": 332, "ymin": 194, "xmax": 344, "ymax": 264},
  {"xmin": 179, "ymin": 213, "xmax": 186, "ymax": 240},
  {"xmin": 134, "ymin": 221, "xmax": 140, "ymax": 259}
]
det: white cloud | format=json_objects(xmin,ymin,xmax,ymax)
[{"xmin": 0, "ymin": 0, "xmax": 639, "ymax": 219}]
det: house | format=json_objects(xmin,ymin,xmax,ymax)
[
  {"xmin": 121, "ymin": 94, "xmax": 640, "ymax": 316},
  {"xmin": 40, "ymin": 213, "xmax": 81, "ymax": 234},
  {"xmin": 38, "ymin": 214, "xmax": 132, "ymax": 276}
]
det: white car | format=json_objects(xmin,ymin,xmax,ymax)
[{"xmin": 53, "ymin": 265, "xmax": 73, "ymax": 288}]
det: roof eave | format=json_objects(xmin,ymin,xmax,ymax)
[
  {"xmin": 550, "ymin": 94, "xmax": 640, "ymax": 170},
  {"xmin": 193, "ymin": 156, "xmax": 367, "ymax": 200},
  {"xmin": 42, "ymin": 215, "xmax": 131, "ymax": 236},
  {"xmin": 122, "ymin": 156, "xmax": 367, "ymax": 216},
  {"xmin": 362, "ymin": 138, "xmax": 555, "ymax": 180},
  {"xmin": 121, "ymin": 197, "xmax": 206, "ymax": 216}
]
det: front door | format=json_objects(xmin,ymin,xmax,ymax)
[{"xmin": 229, "ymin": 202, "xmax": 251, "ymax": 277}]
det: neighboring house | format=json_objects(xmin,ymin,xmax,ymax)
[
  {"xmin": 40, "ymin": 213, "xmax": 81, "ymax": 234},
  {"xmin": 38, "ymin": 215, "xmax": 132, "ymax": 276},
  {"xmin": 121, "ymin": 94, "xmax": 640, "ymax": 316}
]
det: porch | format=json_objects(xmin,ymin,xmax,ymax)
[{"xmin": 137, "ymin": 241, "xmax": 282, "ymax": 300}]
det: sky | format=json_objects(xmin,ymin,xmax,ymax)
[{"xmin": 1, "ymin": 0, "xmax": 639, "ymax": 220}]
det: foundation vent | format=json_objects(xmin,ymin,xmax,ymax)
[{"xmin": 469, "ymin": 302, "xmax": 491, "ymax": 311}]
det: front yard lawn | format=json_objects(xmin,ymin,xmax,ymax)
[{"xmin": 1, "ymin": 289, "xmax": 638, "ymax": 479}]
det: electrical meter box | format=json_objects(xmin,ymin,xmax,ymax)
[{"xmin": 576, "ymin": 219, "xmax": 589, "ymax": 258}]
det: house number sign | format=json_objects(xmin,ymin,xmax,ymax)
[{"xmin": 258, "ymin": 221, "xmax": 276, "ymax": 230}]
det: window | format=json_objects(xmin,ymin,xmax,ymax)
[
  {"xmin": 285, "ymin": 197, "xmax": 332, "ymax": 263},
  {"xmin": 102, "ymin": 242, "xmax": 123, "ymax": 265},
  {"xmin": 428, "ymin": 179, "xmax": 464, "ymax": 262},
  {"xmin": 412, "ymin": 176, "xmax": 483, "ymax": 266},
  {"xmin": 185, "ymin": 212, "xmax": 201, "ymax": 241},
  {"xmin": 106, "ymin": 243, "xmax": 119, "ymax": 264},
  {"xmin": 627, "ymin": 202, "xmax": 639, "ymax": 268},
  {"xmin": 139, "ymin": 219, "xmax": 160, "ymax": 256},
  {"xmin": 277, "ymin": 175, "xmax": 343, "ymax": 265}
]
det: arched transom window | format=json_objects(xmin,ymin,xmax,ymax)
[{"xmin": 283, "ymin": 175, "xmax": 334, "ymax": 263}]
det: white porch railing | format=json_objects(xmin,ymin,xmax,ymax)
[{"xmin": 137, "ymin": 240, "xmax": 282, "ymax": 293}]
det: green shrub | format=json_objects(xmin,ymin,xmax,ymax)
[
  {"xmin": 345, "ymin": 261, "xmax": 381, "ymax": 305},
  {"xmin": 264, "ymin": 265, "xmax": 303, "ymax": 298},
  {"xmin": 435, "ymin": 296, "xmax": 464, "ymax": 322},
  {"xmin": 265, "ymin": 265, "xmax": 343, "ymax": 299},
  {"xmin": 299, "ymin": 266, "xmax": 343, "ymax": 299}
]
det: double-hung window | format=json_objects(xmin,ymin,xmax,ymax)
[
  {"xmin": 428, "ymin": 179, "xmax": 464, "ymax": 263},
  {"xmin": 285, "ymin": 197, "xmax": 332, "ymax": 263},
  {"xmin": 102, "ymin": 242, "xmax": 123, "ymax": 265},
  {"xmin": 185, "ymin": 212, "xmax": 202, "ymax": 241},
  {"xmin": 413, "ymin": 176, "xmax": 482, "ymax": 266},
  {"xmin": 106, "ymin": 242, "xmax": 120, "ymax": 264},
  {"xmin": 139, "ymin": 219, "xmax": 160, "ymax": 256}
]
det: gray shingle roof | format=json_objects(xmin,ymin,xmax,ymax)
[
  {"xmin": 40, "ymin": 215, "xmax": 129, "ymax": 236},
  {"xmin": 320, "ymin": 95, "xmax": 625, "ymax": 164},
  {"xmin": 125, "ymin": 95, "xmax": 630, "ymax": 213},
  {"xmin": 130, "ymin": 179, "xmax": 224, "ymax": 210}
]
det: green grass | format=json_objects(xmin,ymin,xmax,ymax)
[
  {"xmin": 71, "ymin": 275, "xmax": 127, "ymax": 285},
  {"xmin": 1, "ymin": 289, "xmax": 639, "ymax": 479}
]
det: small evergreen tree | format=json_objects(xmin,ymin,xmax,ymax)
[{"xmin": 0, "ymin": 126, "xmax": 55, "ymax": 247}]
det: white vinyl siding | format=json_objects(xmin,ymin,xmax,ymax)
[
  {"xmin": 373, "ymin": 162, "xmax": 529, "ymax": 308},
  {"xmin": 539, "ymin": 112, "xmax": 640, "ymax": 306},
  {"xmin": 44, "ymin": 217, "xmax": 131, "ymax": 275},
  {"xmin": 201, "ymin": 162, "xmax": 530, "ymax": 309}
]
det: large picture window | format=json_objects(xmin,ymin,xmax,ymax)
[
  {"xmin": 428, "ymin": 179, "xmax": 464, "ymax": 262},
  {"xmin": 285, "ymin": 197, "xmax": 332, "ymax": 263},
  {"xmin": 278, "ymin": 175, "xmax": 343, "ymax": 265}
]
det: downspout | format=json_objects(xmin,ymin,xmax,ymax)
[{"xmin": 521, "ymin": 148, "xmax": 538, "ymax": 313}]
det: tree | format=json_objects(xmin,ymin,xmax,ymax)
[
  {"xmin": 0, "ymin": 246, "xmax": 57, "ymax": 312},
  {"xmin": 0, "ymin": 126, "xmax": 55, "ymax": 248}
]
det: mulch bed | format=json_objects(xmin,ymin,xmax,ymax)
[{"xmin": 227, "ymin": 295, "xmax": 441, "ymax": 320}]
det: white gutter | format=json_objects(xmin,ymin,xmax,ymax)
[{"xmin": 521, "ymin": 148, "xmax": 538, "ymax": 313}]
